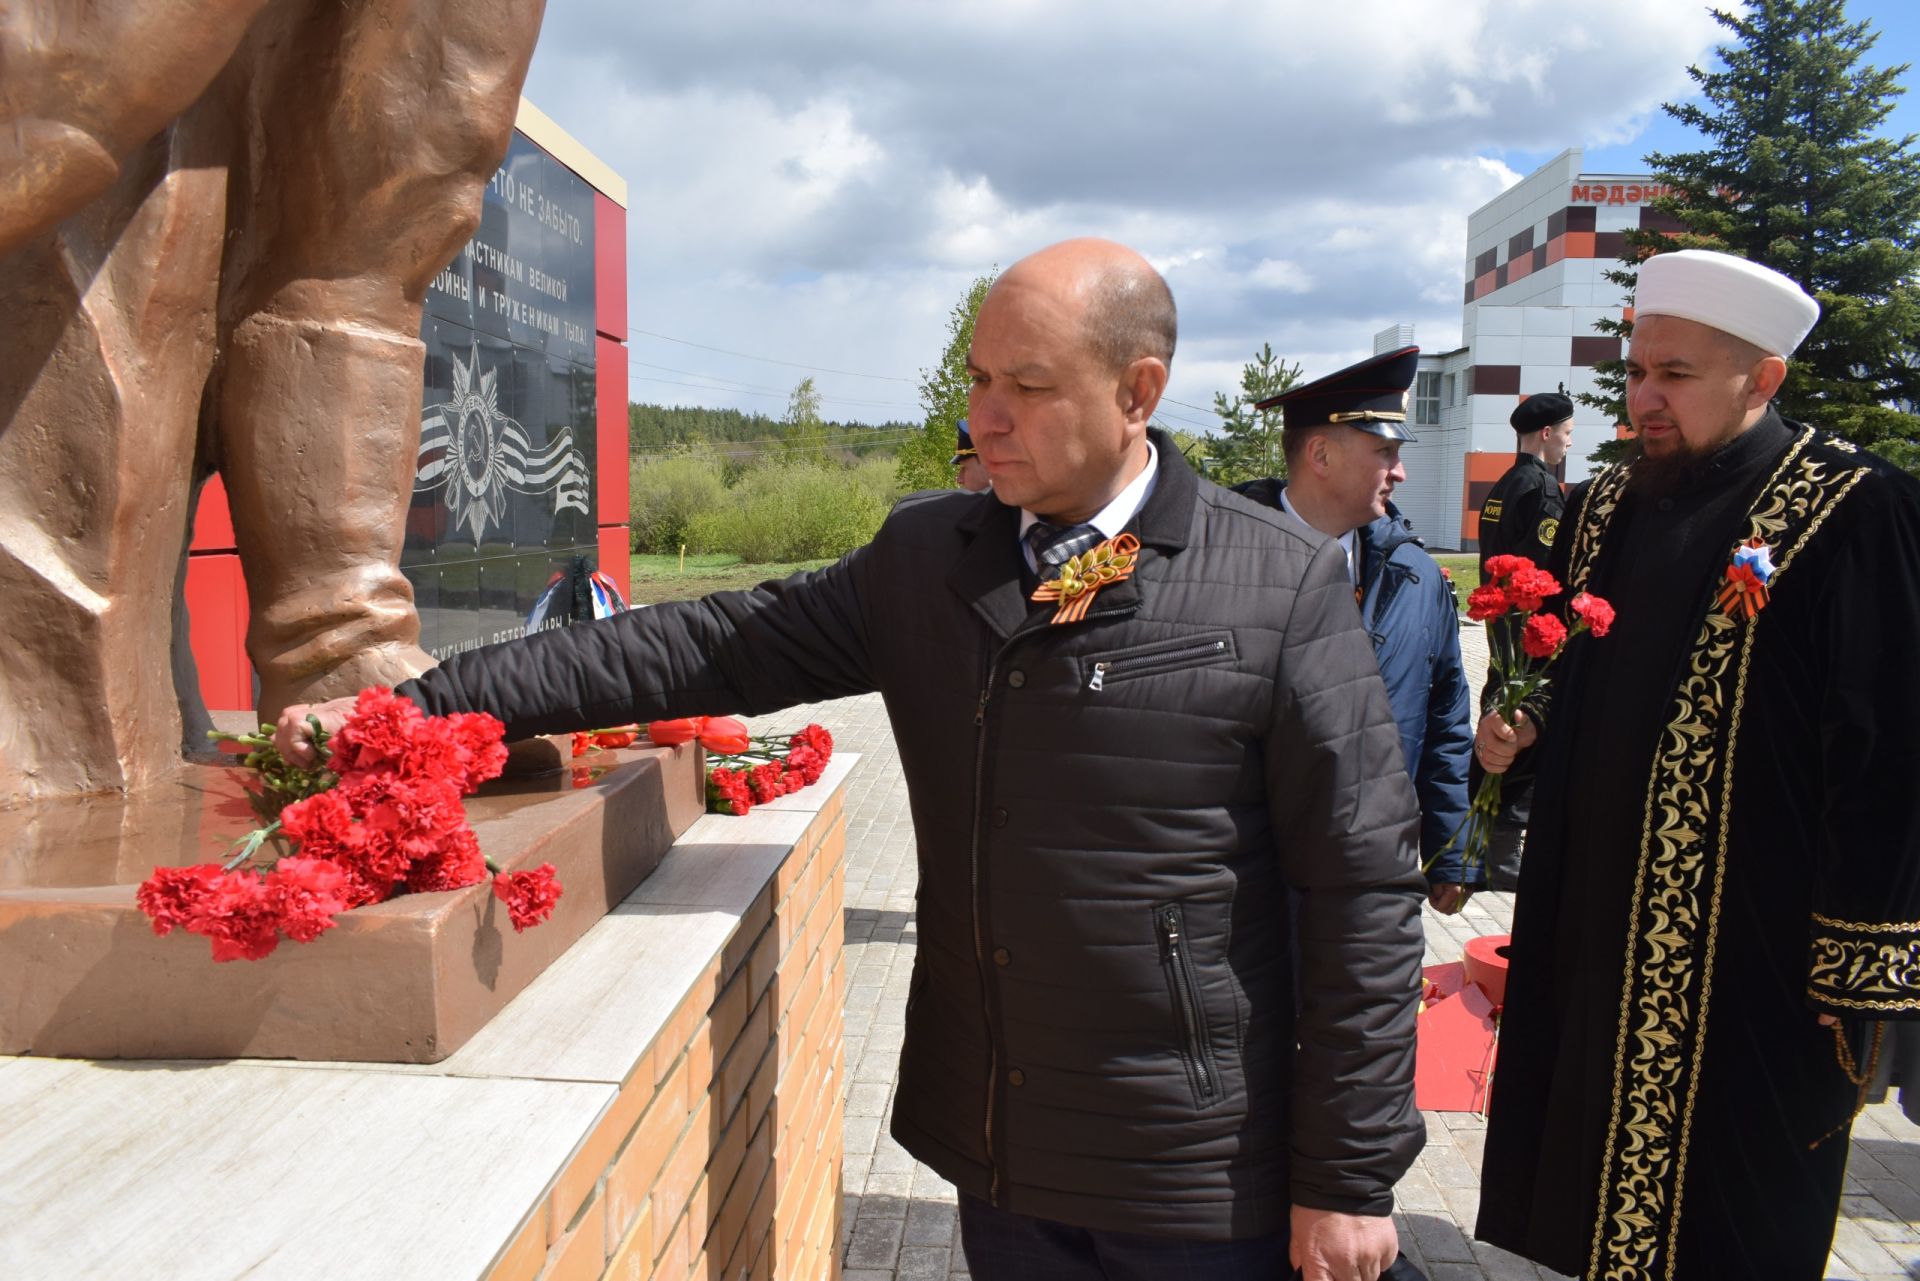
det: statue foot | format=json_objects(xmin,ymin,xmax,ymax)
[{"xmin": 256, "ymin": 641, "xmax": 436, "ymax": 725}]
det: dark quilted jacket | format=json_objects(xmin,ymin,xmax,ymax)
[{"xmin": 401, "ymin": 433, "xmax": 1427, "ymax": 1239}]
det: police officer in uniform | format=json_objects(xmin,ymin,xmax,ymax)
[
  {"xmin": 1471, "ymin": 392, "xmax": 1573, "ymax": 890},
  {"xmin": 951, "ymin": 419, "xmax": 991, "ymax": 492},
  {"xmin": 1235, "ymin": 348, "xmax": 1474, "ymax": 919}
]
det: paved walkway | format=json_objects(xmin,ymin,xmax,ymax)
[{"xmin": 741, "ymin": 619, "xmax": 1920, "ymax": 1280}]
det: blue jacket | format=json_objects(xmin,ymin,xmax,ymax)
[{"xmin": 1236, "ymin": 481, "xmax": 1475, "ymax": 882}]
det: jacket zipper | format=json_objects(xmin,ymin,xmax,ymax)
[
  {"xmin": 1159, "ymin": 904, "xmax": 1218, "ymax": 1102},
  {"xmin": 970, "ymin": 653, "xmax": 1002, "ymax": 1202},
  {"xmin": 972, "ymin": 599, "xmax": 1140, "ymax": 1202},
  {"xmin": 1086, "ymin": 637, "xmax": 1228, "ymax": 691}
]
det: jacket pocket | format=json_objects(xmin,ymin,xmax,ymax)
[
  {"xmin": 1154, "ymin": 901, "xmax": 1220, "ymax": 1106},
  {"xmin": 1084, "ymin": 632, "xmax": 1235, "ymax": 692}
]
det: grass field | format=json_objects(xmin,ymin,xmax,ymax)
[
  {"xmin": 628, "ymin": 552, "xmax": 835, "ymax": 605},
  {"xmin": 1433, "ymin": 553, "xmax": 1483, "ymax": 603}
]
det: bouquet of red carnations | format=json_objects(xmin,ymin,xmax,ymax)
[
  {"xmin": 1444, "ymin": 555, "xmax": 1616, "ymax": 877},
  {"xmin": 573, "ymin": 716, "xmax": 833, "ymax": 816},
  {"xmin": 137, "ymin": 688, "xmax": 563, "ymax": 962}
]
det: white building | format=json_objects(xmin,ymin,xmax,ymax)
[{"xmin": 1385, "ymin": 148, "xmax": 1681, "ymax": 549}]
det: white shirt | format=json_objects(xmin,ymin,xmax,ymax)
[
  {"xmin": 1017, "ymin": 439, "xmax": 1160, "ymax": 573},
  {"xmin": 1277, "ymin": 486, "xmax": 1358, "ymax": 583}
]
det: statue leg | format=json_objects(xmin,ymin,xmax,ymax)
[
  {"xmin": 212, "ymin": 0, "xmax": 546, "ymax": 719},
  {"xmin": 0, "ymin": 126, "xmax": 226, "ymax": 804},
  {"xmin": 0, "ymin": 0, "xmax": 271, "ymax": 259}
]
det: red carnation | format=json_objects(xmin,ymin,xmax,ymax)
[
  {"xmin": 444, "ymin": 712, "xmax": 509, "ymax": 793},
  {"xmin": 571, "ymin": 732, "xmax": 593, "ymax": 757},
  {"xmin": 789, "ymin": 724, "xmax": 834, "ymax": 759},
  {"xmin": 785, "ymin": 743, "xmax": 826, "ymax": 787},
  {"xmin": 1466, "ymin": 585, "xmax": 1511, "ymax": 621},
  {"xmin": 136, "ymin": 864, "xmax": 227, "ymax": 937},
  {"xmin": 1521, "ymin": 612, "xmax": 1569, "ymax": 660},
  {"xmin": 1571, "ymin": 591, "xmax": 1616, "ymax": 638},
  {"xmin": 1484, "ymin": 554, "xmax": 1529, "ymax": 581},
  {"xmin": 748, "ymin": 760, "xmax": 787, "ymax": 804},
  {"xmin": 1505, "ymin": 567, "xmax": 1563, "ymax": 612},
  {"xmin": 591, "ymin": 728, "xmax": 637, "ymax": 749},
  {"xmin": 707, "ymin": 766, "xmax": 753, "ymax": 816},
  {"xmin": 266, "ymin": 857, "xmax": 350, "ymax": 943},
  {"xmin": 647, "ymin": 717, "xmax": 704, "ymax": 746},
  {"xmin": 492, "ymin": 862, "xmax": 563, "ymax": 932},
  {"xmin": 340, "ymin": 769, "xmax": 463, "ymax": 867},
  {"xmin": 328, "ymin": 686, "xmax": 425, "ymax": 773},
  {"xmin": 699, "ymin": 716, "xmax": 751, "ymax": 755},
  {"xmin": 193, "ymin": 870, "xmax": 284, "ymax": 962},
  {"xmin": 278, "ymin": 790, "xmax": 364, "ymax": 864},
  {"xmin": 405, "ymin": 826, "xmax": 488, "ymax": 894}
]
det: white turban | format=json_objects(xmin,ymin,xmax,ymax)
[{"xmin": 1634, "ymin": 249, "xmax": 1820, "ymax": 357}]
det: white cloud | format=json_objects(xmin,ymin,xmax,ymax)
[{"xmin": 518, "ymin": 0, "xmax": 1728, "ymax": 424}]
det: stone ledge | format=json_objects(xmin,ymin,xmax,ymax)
[
  {"xmin": 0, "ymin": 741, "xmax": 705, "ymax": 1062},
  {"xmin": 0, "ymin": 754, "xmax": 857, "ymax": 1281}
]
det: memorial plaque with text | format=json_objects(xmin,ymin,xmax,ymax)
[{"xmin": 408, "ymin": 132, "xmax": 600, "ymax": 660}]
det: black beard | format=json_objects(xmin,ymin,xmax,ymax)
[{"xmin": 1624, "ymin": 443, "xmax": 1716, "ymax": 499}]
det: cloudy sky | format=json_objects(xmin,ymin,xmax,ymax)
[{"xmin": 520, "ymin": 1, "xmax": 1920, "ymax": 436}]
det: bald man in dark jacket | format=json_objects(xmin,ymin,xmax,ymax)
[{"xmin": 281, "ymin": 240, "xmax": 1428, "ymax": 1281}]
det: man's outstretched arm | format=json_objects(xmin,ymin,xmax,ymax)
[{"xmin": 278, "ymin": 551, "xmax": 878, "ymax": 762}]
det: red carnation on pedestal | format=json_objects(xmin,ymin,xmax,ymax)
[
  {"xmin": 626, "ymin": 718, "xmax": 835, "ymax": 818},
  {"xmin": 493, "ymin": 863, "xmax": 563, "ymax": 932},
  {"xmin": 142, "ymin": 687, "xmax": 561, "ymax": 962}
]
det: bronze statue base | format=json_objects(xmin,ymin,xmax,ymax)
[{"xmin": 0, "ymin": 740, "xmax": 703, "ymax": 1063}]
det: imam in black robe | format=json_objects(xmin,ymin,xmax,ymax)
[{"xmin": 1475, "ymin": 411, "xmax": 1920, "ymax": 1280}]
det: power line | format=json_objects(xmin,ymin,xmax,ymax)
[
  {"xmin": 631, "ymin": 326, "xmax": 914, "ymax": 383},
  {"xmin": 626, "ymin": 356, "xmax": 792, "ymax": 396},
  {"xmin": 629, "ymin": 432, "xmax": 922, "ymax": 463},
  {"xmin": 1153, "ymin": 406, "xmax": 1217, "ymax": 430},
  {"xmin": 630, "ymin": 428, "xmax": 921, "ymax": 455},
  {"xmin": 629, "ymin": 374, "xmax": 917, "ymax": 411},
  {"xmin": 1161, "ymin": 395, "xmax": 1221, "ymax": 418}
]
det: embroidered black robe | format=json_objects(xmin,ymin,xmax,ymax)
[{"xmin": 1474, "ymin": 413, "xmax": 1920, "ymax": 1280}]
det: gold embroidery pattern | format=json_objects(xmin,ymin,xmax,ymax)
[
  {"xmin": 1809, "ymin": 931, "xmax": 1920, "ymax": 1011},
  {"xmin": 1812, "ymin": 911, "xmax": 1920, "ymax": 934},
  {"xmin": 1585, "ymin": 433, "xmax": 1868, "ymax": 1280},
  {"xmin": 1566, "ymin": 462, "xmax": 1630, "ymax": 597}
]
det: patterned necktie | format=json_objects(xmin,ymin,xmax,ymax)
[{"xmin": 1024, "ymin": 520, "xmax": 1105, "ymax": 581}]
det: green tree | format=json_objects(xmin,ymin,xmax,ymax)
[
  {"xmin": 779, "ymin": 376, "xmax": 831, "ymax": 460},
  {"xmin": 1581, "ymin": 0, "xmax": 1920, "ymax": 470},
  {"xmin": 1207, "ymin": 344, "xmax": 1302, "ymax": 484},
  {"xmin": 897, "ymin": 270, "xmax": 997, "ymax": 492}
]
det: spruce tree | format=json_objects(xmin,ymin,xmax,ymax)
[
  {"xmin": 1207, "ymin": 344, "xmax": 1302, "ymax": 485},
  {"xmin": 1580, "ymin": 0, "xmax": 1920, "ymax": 472},
  {"xmin": 897, "ymin": 270, "xmax": 997, "ymax": 493}
]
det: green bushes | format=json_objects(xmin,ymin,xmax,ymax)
[
  {"xmin": 629, "ymin": 451, "xmax": 728, "ymax": 554},
  {"xmin": 632, "ymin": 448, "xmax": 907, "ymax": 563}
]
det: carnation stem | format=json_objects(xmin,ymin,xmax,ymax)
[{"xmin": 220, "ymin": 819, "xmax": 283, "ymax": 871}]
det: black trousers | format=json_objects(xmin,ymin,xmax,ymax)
[{"xmin": 957, "ymin": 1195, "xmax": 1428, "ymax": 1281}]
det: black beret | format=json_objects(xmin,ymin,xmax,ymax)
[{"xmin": 1511, "ymin": 393, "xmax": 1573, "ymax": 433}]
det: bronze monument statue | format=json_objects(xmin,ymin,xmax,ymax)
[{"xmin": 0, "ymin": 0, "xmax": 547, "ymax": 807}]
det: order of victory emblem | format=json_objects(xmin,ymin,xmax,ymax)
[{"xmin": 414, "ymin": 343, "xmax": 591, "ymax": 545}]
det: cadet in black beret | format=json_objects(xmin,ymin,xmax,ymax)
[
  {"xmin": 1480, "ymin": 393, "xmax": 1572, "ymax": 570},
  {"xmin": 950, "ymin": 419, "xmax": 990, "ymax": 492},
  {"xmin": 1470, "ymin": 391, "xmax": 1573, "ymax": 890}
]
